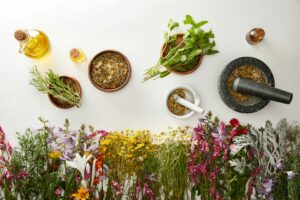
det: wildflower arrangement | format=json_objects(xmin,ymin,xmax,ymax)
[
  {"xmin": 0, "ymin": 114, "xmax": 299, "ymax": 200},
  {"xmin": 188, "ymin": 112, "xmax": 250, "ymax": 200},
  {"xmin": 152, "ymin": 127, "xmax": 192, "ymax": 200},
  {"xmin": 99, "ymin": 130, "xmax": 157, "ymax": 199}
]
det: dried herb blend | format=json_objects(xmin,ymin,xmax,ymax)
[
  {"xmin": 90, "ymin": 52, "xmax": 129, "ymax": 89},
  {"xmin": 167, "ymin": 89, "xmax": 191, "ymax": 115},
  {"xmin": 227, "ymin": 65, "xmax": 267, "ymax": 103}
]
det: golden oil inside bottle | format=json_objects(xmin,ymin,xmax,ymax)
[
  {"xmin": 70, "ymin": 48, "xmax": 86, "ymax": 63},
  {"xmin": 15, "ymin": 29, "xmax": 50, "ymax": 59}
]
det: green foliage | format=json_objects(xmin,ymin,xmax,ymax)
[
  {"xmin": 30, "ymin": 66, "xmax": 81, "ymax": 107},
  {"xmin": 2, "ymin": 119, "xmax": 79, "ymax": 200},
  {"xmin": 157, "ymin": 141, "xmax": 190, "ymax": 200},
  {"xmin": 144, "ymin": 15, "xmax": 218, "ymax": 81}
]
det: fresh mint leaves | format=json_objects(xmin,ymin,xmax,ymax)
[{"xmin": 144, "ymin": 15, "xmax": 218, "ymax": 81}]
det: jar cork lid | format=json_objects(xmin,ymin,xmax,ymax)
[
  {"xmin": 14, "ymin": 30, "xmax": 27, "ymax": 41},
  {"xmin": 70, "ymin": 48, "xmax": 80, "ymax": 58}
]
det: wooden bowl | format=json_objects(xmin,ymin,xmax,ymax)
[
  {"xmin": 88, "ymin": 50, "xmax": 131, "ymax": 92},
  {"xmin": 161, "ymin": 33, "xmax": 203, "ymax": 75},
  {"xmin": 48, "ymin": 76, "xmax": 82, "ymax": 109}
]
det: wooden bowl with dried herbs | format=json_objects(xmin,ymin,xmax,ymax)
[
  {"xmin": 218, "ymin": 57, "xmax": 275, "ymax": 113},
  {"xmin": 88, "ymin": 50, "xmax": 131, "ymax": 92}
]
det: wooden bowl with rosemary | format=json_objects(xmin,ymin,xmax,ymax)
[
  {"xmin": 48, "ymin": 76, "xmax": 82, "ymax": 109},
  {"xmin": 161, "ymin": 33, "xmax": 203, "ymax": 75},
  {"xmin": 88, "ymin": 50, "xmax": 131, "ymax": 92}
]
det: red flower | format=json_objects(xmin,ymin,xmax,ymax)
[
  {"xmin": 239, "ymin": 128, "xmax": 249, "ymax": 135},
  {"xmin": 230, "ymin": 118, "xmax": 240, "ymax": 127},
  {"xmin": 93, "ymin": 178, "xmax": 99, "ymax": 185}
]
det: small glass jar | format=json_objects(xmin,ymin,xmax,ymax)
[
  {"xmin": 246, "ymin": 28, "xmax": 265, "ymax": 44},
  {"xmin": 70, "ymin": 48, "xmax": 86, "ymax": 63}
]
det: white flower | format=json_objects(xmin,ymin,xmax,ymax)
[
  {"xmin": 229, "ymin": 158, "xmax": 247, "ymax": 174},
  {"xmin": 286, "ymin": 171, "xmax": 298, "ymax": 180},
  {"xmin": 66, "ymin": 153, "xmax": 92, "ymax": 180}
]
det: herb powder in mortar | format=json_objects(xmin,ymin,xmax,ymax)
[
  {"xmin": 91, "ymin": 52, "xmax": 129, "ymax": 89},
  {"xmin": 167, "ymin": 89, "xmax": 191, "ymax": 115},
  {"xmin": 227, "ymin": 65, "xmax": 267, "ymax": 103}
]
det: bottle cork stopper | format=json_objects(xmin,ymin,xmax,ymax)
[
  {"xmin": 70, "ymin": 48, "xmax": 80, "ymax": 58},
  {"xmin": 14, "ymin": 30, "xmax": 27, "ymax": 41}
]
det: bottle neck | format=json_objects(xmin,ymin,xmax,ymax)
[{"xmin": 18, "ymin": 32, "xmax": 31, "ymax": 54}]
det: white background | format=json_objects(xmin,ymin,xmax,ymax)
[{"xmin": 1, "ymin": 0, "xmax": 300, "ymax": 145}]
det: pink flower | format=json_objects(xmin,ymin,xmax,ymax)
[
  {"xmin": 222, "ymin": 149, "xmax": 228, "ymax": 161},
  {"xmin": 54, "ymin": 187, "xmax": 64, "ymax": 196},
  {"xmin": 0, "ymin": 127, "xmax": 5, "ymax": 140},
  {"xmin": 112, "ymin": 180, "xmax": 122, "ymax": 195},
  {"xmin": 213, "ymin": 144, "xmax": 221, "ymax": 158},
  {"xmin": 0, "ymin": 156, "xmax": 6, "ymax": 163},
  {"xmin": 144, "ymin": 183, "xmax": 154, "ymax": 200},
  {"xmin": 199, "ymin": 163, "xmax": 207, "ymax": 174},
  {"xmin": 3, "ymin": 170, "xmax": 13, "ymax": 180},
  {"xmin": 230, "ymin": 144, "xmax": 236, "ymax": 151},
  {"xmin": 209, "ymin": 186, "xmax": 215, "ymax": 198},
  {"xmin": 6, "ymin": 142, "xmax": 12, "ymax": 155},
  {"xmin": 252, "ymin": 167, "xmax": 262, "ymax": 177},
  {"xmin": 199, "ymin": 140, "xmax": 209, "ymax": 153},
  {"xmin": 210, "ymin": 171, "xmax": 217, "ymax": 180},
  {"xmin": 16, "ymin": 170, "xmax": 28, "ymax": 179}
]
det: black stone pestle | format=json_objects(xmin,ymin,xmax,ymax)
[{"xmin": 233, "ymin": 78, "xmax": 293, "ymax": 104}]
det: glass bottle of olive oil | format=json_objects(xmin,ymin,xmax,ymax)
[{"xmin": 14, "ymin": 29, "xmax": 50, "ymax": 58}]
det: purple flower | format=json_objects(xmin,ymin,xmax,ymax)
[
  {"xmin": 212, "ymin": 121, "xmax": 227, "ymax": 141},
  {"xmin": 275, "ymin": 159, "xmax": 285, "ymax": 170},
  {"xmin": 286, "ymin": 171, "xmax": 298, "ymax": 180},
  {"xmin": 262, "ymin": 178, "xmax": 275, "ymax": 193},
  {"xmin": 258, "ymin": 178, "xmax": 275, "ymax": 199}
]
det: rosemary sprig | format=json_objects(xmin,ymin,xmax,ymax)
[{"xmin": 30, "ymin": 66, "xmax": 81, "ymax": 107}]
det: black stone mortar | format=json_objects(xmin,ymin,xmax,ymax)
[{"xmin": 218, "ymin": 57, "xmax": 275, "ymax": 113}]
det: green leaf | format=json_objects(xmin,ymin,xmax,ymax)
[
  {"xmin": 196, "ymin": 21, "xmax": 208, "ymax": 27},
  {"xmin": 160, "ymin": 70, "xmax": 171, "ymax": 78},
  {"xmin": 181, "ymin": 55, "xmax": 187, "ymax": 62},
  {"xmin": 205, "ymin": 49, "xmax": 219, "ymax": 55},
  {"xmin": 164, "ymin": 31, "xmax": 169, "ymax": 43},
  {"xmin": 183, "ymin": 15, "xmax": 196, "ymax": 25},
  {"xmin": 168, "ymin": 19, "xmax": 179, "ymax": 31},
  {"xmin": 188, "ymin": 49, "xmax": 202, "ymax": 58}
]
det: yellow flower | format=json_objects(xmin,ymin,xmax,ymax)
[
  {"xmin": 72, "ymin": 187, "xmax": 89, "ymax": 200},
  {"xmin": 134, "ymin": 143, "xmax": 145, "ymax": 150},
  {"xmin": 49, "ymin": 151, "xmax": 62, "ymax": 159}
]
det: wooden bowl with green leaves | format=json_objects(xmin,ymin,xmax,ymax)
[
  {"xmin": 143, "ymin": 15, "xmax": 218, "ymax": 81},
  {"xmin": 161, "ymin": 33, "xmax": 203, "ymax": 75},
  {"xmin": 48, "ymin": 76, "xmax": 82, "ymax": 109},
  {"xmin": 30, "ymin": 67, "xmax": 82, "ymax": 109}
]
